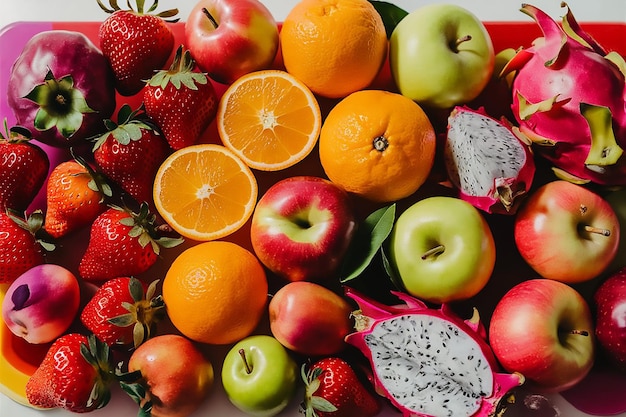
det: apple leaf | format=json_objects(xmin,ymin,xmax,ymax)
[
  {"xmin": 369, "ymin": 1, "xmax": 408, "ymax": 38},
  {"xmin": 340, "ymin": 204, "xmax": 396, "ymax": 283},
  {"xmin": 381, "ymin": 243, "xmax": 406, "ymax": 292}
]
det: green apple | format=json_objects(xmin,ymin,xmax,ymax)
[
  {"xmin": 388, "ymin": 196, "xmax": 496, "ymax": 303},
  {"xmin": 389, "ymin": 3, "xmax": 495, "ymax": 109},
  {"xmin": 221, "ymin": 335, "xmax": 298, "ymax": 417}
]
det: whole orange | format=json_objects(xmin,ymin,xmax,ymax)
[
  {"xmin": 319, "ymin": 89, "xmax": 436, "ymax": 202},
  {"xmin": 280, "ymin": 0, "xmax": 387, "ymax": 99},
  {"xmin": 162, "ymin": 241, "xmax": 268, "ymax": 345}
]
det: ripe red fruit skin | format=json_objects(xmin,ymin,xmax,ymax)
[
  {"xmin": 93, "ymin": 106, "xmax": 171, "ymax": 208},
  {"xmin": 25, "ymin": 333, "xmax": 114, "ymax": 412},
  {"xmin": 44, "ymin": 160, "xmax": 108, "ymax": 239},
  {"xmin": 0, "ymin": 137, "xmax": 49, "ymax": 212},
  {"xmin": 99, "ymin": 10, "xmax": 176, "ymax": 96},
  {"xmin": 0, "ymin": 212, "xmax": 45, "ymax": 284},
  {"xmin": 594, "ymin": 268, "xmax": 626, "ymax": 371},
  {"xmin": 81, "ymin": 277, "xmax": 165, "ymax": 348},
  {"xmin": 143, "ymin": 46, "xmax": 218, "ymax": 150},
  {"xmin": 302, "ymin": 357, "xmax": 381, "ymax": 417},
  {"xmin": 78, "ymin": 206, "xmax": 161, "ymax": 282},
  {"xmin": 7, "ymin": 30, "xmax": 117, "ymax": 148}
]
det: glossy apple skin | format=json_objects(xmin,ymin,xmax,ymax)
[
  {"xmin": 268, "ymin": 281, "xmax": 353, "ymax": 356},
  {"xmin": 594, "ymin": 268, "xmax": 626, "ymax": 371},
  {"xmin": 184, "ymin": 0, "xmax": 279, "ymax": 84},
  {"xmin": 388, "ymin": 196, "xmax": 496, "ymax": 303},
  {"xmin": 221, "ymin": 335, "xmax": 297, "ymax": 417},
  {"xmin": 389, "ymin": 3, "xmax": 495, "ymax": 109},
  {"xmin": 1, "ymin": 264, "xmax": 80, "ymax": 344},
  {"xmin": 489, "ymin": 279, "xmax": 595, "ymax": 392},
  {"xmin": 128, "ymin": 334, "xmax": 214, "ymax": 417},
  {"xmin": 514, "ymin": 180, "xmax": 620, "ymax": 283},
  {"xmin": 251, "ymin": 176, "xmax": 357, "ymax": 283},
  {"xmin": 605, "ymin": 187, "xmax": 626, "ymax": 272}
]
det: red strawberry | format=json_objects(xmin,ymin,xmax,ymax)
[
  {"xmin": 81, "ymin": 276, "xmax": 165, "ymax": 349},
  {"xmin": 44, "ymin": 158, "xmax": 110, "ymax": 238},
  {"xmin": 79, "ymin": 203, "xmax": 182, "ymax": 282},
  {"xmin": 93, "ymin": 105, "xmax": 170, "ymax": 208},
  {"xmin": 143, "ymin": 46, "xmax": 218, "ymax": 150},
  {"xmin": 0, "ymin": 210, "xmax": 54, "ymax": 284},
  {"xmin": 0, "ymin": 120, "xmax": 49, "ymax": 211},
  {"xmin": 97, "ymin": 0, "xmax": 179, "ymax": 96},
  {"xmin": 26, "ymin": 333, "xmax": 114, "ymax": 412},
  {"xmin": 302, "ymin": 357, "xmax": 381, "ymax": 417}
]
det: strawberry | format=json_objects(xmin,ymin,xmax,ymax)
[
  {"xmin": 26, "ymin": 333, "xmax": 114, "ymax": 412},
  {"xmin": 0, "ymin": 120, "xmax": 49, "ymax": 211},
  {"xmin": 0, "ymin": 210, "xmax": 54, "ymax": 284},
  {"xmin": 81, "ymin": 276, "xmax": 165, "ymax": 349},
  {"xmin": 143, "ymin": 45, "xmax": 218, "ymax": 150},
  {"xmin": 302, "ymin": 357, "xmax": 381, "ymax": 417},
  {"xmin": 44, "ymin": 157, "xmax": 111, "ymax": 239},
  {"xmin": 93, "ymin": 105, "xmax": 170, "ymax": 208},
  {"xmin": 97, "ymin": 0, "xmax": 179, "ymax": 96},
  {"xmin": 79, "ymin": 203, "xmax": 182, "ymax": 282}
]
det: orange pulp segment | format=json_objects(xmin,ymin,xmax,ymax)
[
  {"xmin": 153, "ymin": 144, "xmax": 258, "ymax": 241},
  {"xmin": 217, "ymin": 70, "xmax": 322, "ymax": 171}
]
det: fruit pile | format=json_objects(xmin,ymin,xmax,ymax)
[{"xmin": 1, "ymin": 0, "xmax": 626, "ymax": 416}]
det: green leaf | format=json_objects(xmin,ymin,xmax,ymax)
[
  {"xmin": 310, "ymin": 396, "xmax": 338, "ymax": 412},
  {"xmin": 129, "ymin": 277, "xmax": 144, "ymax": 302},
  {"xmin": 340, "ymin": 204, "xmax": 396, "ymax": 283},
  {"xmin": 369, "ymin": 0, "xmax": 408, "ymax": 38},
  {"xmin": 381, "ymin": 243, "xmax": 405, "ymax": 291}
]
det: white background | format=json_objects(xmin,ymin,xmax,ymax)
[
  {"xmin": 1, "ymin": 0, "xmax": 626, "ymax": 28},
  {"xmin": 1, "ymin": 1, "xmax": 626, "ymax": 417}
]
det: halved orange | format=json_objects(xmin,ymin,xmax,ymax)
[
  {"xmin": 153, "ymin": 144, "xmax": 258, "ymax": 241},
  {"xmin": 217, "ymin": 69, "xmax": 322, "ymax": 171}
]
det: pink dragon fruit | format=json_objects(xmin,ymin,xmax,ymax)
[
  {"xmin": 501, "ymin": 3, "xmax": 626, "ymax": 185},
  {"xmin": 344, "ymin": 288, "xmax": 524, "ymax": 417},
  {"xmin": 443, "ymin": 106, "xmax": 536, "ymax": 215}
]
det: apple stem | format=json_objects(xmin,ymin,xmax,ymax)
[
  {"xmin": 453, "ymin": 35, "xmax": 473, "ymax": 50},
  {"xmin": 201, "ymin": 8, "xmax": 219, "ymax": 29},
  {"xmin": 583, "ymin": 225, "xmax": 611, "ymax": 237},
  {"xmin": 239, "ymin": 348, "xmax": 253, "ymax": 374},
  {"xmin": 421, "ymin": 245, "xmax": 445, "ymax": 260},
  {"xmin": 570, "ymin": 329, "xmax": 590, "ymax": 336}
]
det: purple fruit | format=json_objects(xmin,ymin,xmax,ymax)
[
  {"xmin": 7, "ymin": 30, "xmax": 117, "ymax": 148},
  {"xmin": 1, "ymin": 264, "xmax": 81, "ymax": 344}
]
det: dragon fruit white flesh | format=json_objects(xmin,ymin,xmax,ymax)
[
  {"xmin": 443, "ymin": 106, "xmax": 536, "ymax": 214},
  {"xmin": 344, "ymin": 288, "xmax": 524, "ymax": 417},
  {"xmin": 502, "ymin": 2, "xmax": 626, "ymax": 185}
]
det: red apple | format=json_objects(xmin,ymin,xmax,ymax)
[
  {"xmin": 594, "ymin": 267, "xmax": 626, "ymax": 371},
  {"xmin": 514, "ymin": 180, "xmax": 620, "ymax": 283},
  {"xmin": 268, "ymin": 281, "xmax": 354, "ymax": 357},
  {"xmin": 250, "ymin": 176, "xmax": 357, "ymax": 283},
  {"xmin": 489, "ymin": 278, "xmax": 595, "ymax": 392},
  {"xmin": 124, "ymin": 334, "xmax": 214, "ymax": 417},
  {"xmin": 1, "ymin": 264, "xmax": 80, "ymax": 344},
  {"xmin": 184, "ymin": 0, "xmax": 279, "ymax": 85}
]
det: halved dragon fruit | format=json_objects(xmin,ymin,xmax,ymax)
[
  {"xmin": 344, "ymin": 288, "xmax": 524, "ymax": 417},
  {"xmin": 443, "ymin": 106, "xmax": 536, "ymax": 214},
  {"xmin": 501, "ymin": 3, "xmax": 626, "ymax": 185}
]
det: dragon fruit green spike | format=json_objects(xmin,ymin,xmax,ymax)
[
  {"xmin": 344, "ymin": 288, "xmax": 524, "ymax": 417},
  {"xmin": 501, "ymin": 2, "xmax": 626, "ymax": 185},
  {"xmin": 444, "ymin": 106, "xmax": 536, "ymax": 214}
]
